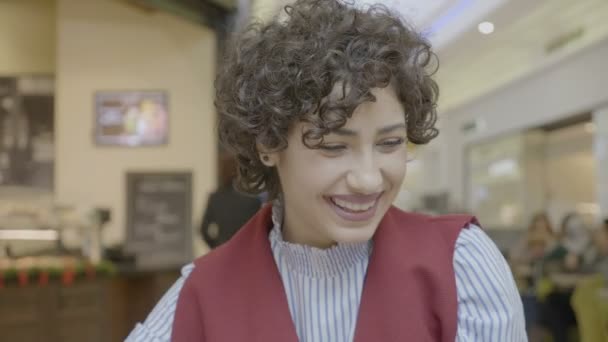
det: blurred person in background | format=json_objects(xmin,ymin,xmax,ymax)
[
  {"xmin": 545, "ymin": 212, "xmax": 597, "ymax": 272},
  {"xmin": 509, "ymin": 213, "xmax": 556, "ymax": 341},
  {"xmin": 510, "ymin": 212, "xmax": 556, "ymax": 266},
  {"xmin": 588, "ymin": 218, "xmax": 608, "ymax": 280},
  {"xmin": 592, "ymin": 218, "xmax": 608, "ymax": 257},
  {"xmin": 539, "ymin": 212, "xmax": 597, "ymax": 342},
  {"xmin": 128, "ymin": 1, "xmax": 526, "ymax": 341},
  {"xmin": 200, "ymin": 155, "xmax": 262, "ymax": 248}
]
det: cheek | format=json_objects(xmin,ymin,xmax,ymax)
[
  {"xmin": 277, "ymin": 150, "xmax": 338, "ymax": 193},
  {"xmin": 382, "ymin": 153, "xmax": 408, "ymax": 187},
  {"xmin": 387, "ymin": 164, "xmax": 407, "ymax": 189}
]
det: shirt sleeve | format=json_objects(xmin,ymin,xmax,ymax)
[
  {"xmin": 125, "ymin": 263, "xmax": 195, "ymax": 342},
  {"xmin": 454, "ymin": 224, "xmax": 528, "ymax": 342}
]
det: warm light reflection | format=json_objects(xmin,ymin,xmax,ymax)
[{"xmin": 0, "ymin": 229, "xmax": 59, "ymax": 241}]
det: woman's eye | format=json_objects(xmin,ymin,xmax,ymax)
[
  {"xmin": 319, "ymin": 144, "xmax": 347, "ymax": 152},
  {"xmin": 378, "ymin": 138, "xmax": 405, "ymax": 147}
]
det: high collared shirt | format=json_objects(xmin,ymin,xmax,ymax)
[{"xmin": 127, "ymin": 205, "xmax": 526, "ymax": 341}]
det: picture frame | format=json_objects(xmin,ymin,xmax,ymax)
[{"xmin": 94, "ymin": 90, "xmax": 169, "ymax": 147}]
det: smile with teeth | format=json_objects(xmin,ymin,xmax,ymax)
[{"xmin": 330, "ymin": 197, "xmax": 377, "ymax": 212}]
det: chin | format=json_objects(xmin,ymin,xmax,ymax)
[
  {"xmin": 330, "ymin": 225, "xmax": 378, "ymax": 244},
  {"xmin": 325, "ymin": 210, "xmax": 390, "ymax": 246}
]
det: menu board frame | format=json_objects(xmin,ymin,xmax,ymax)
[{"xmin": 125, "ymin": 171, "xmax": 192, "ymax": 269}]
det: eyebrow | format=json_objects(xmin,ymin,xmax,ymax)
[{"xmin": 331, "ymin": 123, "xmax": 406, "ymax": 136}]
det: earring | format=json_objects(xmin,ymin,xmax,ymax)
[{"xmin": 261, "ymin": 155, "xmax": 270, "ymax": 163}]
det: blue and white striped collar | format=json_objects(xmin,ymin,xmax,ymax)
[{"xmin": 269, "ymin": 197, "xmax": 372, "ymax": 277}]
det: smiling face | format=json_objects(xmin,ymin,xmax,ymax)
[{"xmin": 263, "ymin": 86, "xmax": 408, "ymax": 248}]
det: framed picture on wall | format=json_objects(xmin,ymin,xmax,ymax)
[
  {"xmin": 0, "ymin": 76, "xmax": 55, "ymax": 191},
  {"xmin": 94, "ymin": 90, "xmax": 169, "ymax": 146}
]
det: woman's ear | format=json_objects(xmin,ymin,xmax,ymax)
[{"xmin": 257, "ymin": 143, "xmax": 279, "ymax": 167}]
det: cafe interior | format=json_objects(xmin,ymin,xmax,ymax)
[{"xmin": 2, "ymin": 0, "xmax": 608, "ymax": 341}]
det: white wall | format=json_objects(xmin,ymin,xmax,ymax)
[
  {"xmin": 594, "ymin": 106, "xmax": 608, "ymax": 219},
  {"xmin": 394, "ymin": 144, "xmax": 443, "ymax": 210},
  {"xmin": 251, "ymin": 0, "xmax": 283, "ymax": 20},
  {"xmin": 55, "ymin": 0, "xmax": 217, "ymax": 256},
  {"xmin": 0, "ymin": 0, "xmax": 55, "ymax": 74},
  {"xmin": 544, "ymin": 124, "xmax": 596, "ymax": 224},
  {"xmin": 440, "ymin": 37, "xmax": 608, "ymax": 208}
]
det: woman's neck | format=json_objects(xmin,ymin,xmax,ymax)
[{"xmin": 274, "ymin": 196, "xmax": 337, "ymax": 249}]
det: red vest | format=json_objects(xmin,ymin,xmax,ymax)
[{"xmin": 172, "ymin": 205, "xmax": 477, "ymax": 341}]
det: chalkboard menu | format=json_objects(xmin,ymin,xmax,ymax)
[{"xmin": 125, "ymin": 171, "xmax": 192, "ymax": 269}]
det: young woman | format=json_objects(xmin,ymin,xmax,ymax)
[
  {"xmin": 127, "ymin": 0, "xmax": 526, "ymax": 341},
  {"xmin": 509, "ymin": 212, "xmax": 556, "ymax": 265}
]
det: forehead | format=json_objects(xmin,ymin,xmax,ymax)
[
  {"xmin": 339, "ymin": 86, "xmax": 405, "ymax": 130},
  {"xmin": 289, "ymin": 86, "xmax": 406, "ymax": 141}
]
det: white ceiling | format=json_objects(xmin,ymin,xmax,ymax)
[
  {"xmin": 356, "ymin": 0, "xmax": 453, "ymax": 27},
  {"xmin": 436, "ymin": 0, "xmax": 608, "ymax": 112},
  {"xmin": 356, "ymin": 0, "xmax": 507, "ymax": 50},
  {"xmin": 257, "ymin": 0, "xmax": 507, "ymax": 50},
  {"xmin": 252, "ymin": 0, "xmax": 608, "ymax": 114}
]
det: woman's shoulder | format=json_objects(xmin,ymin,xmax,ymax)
[
  {"xmin": 388, "ymin": 206, "xmax": 478, "ymax": 230},
  {"xmin": 188, "ymin": 241, "xmax": 246, "ymax": 284},
  {"xmin": 453, "ymin": 223, "xmax": 517, "ymax": 288},
  {"xmin": 452, "ymin": 224, "xmax": 527, "ymax": 340},
  {"xmin": 125, "ymin": 263, "xmax": 195, "ymax": 341},
  {"xmin": 386, "ymin": 207, "xmax": 479, "ymax": 248},
  {"xmin": 454, "ymin": 223, "xmax": 503, "ymax": 257}
]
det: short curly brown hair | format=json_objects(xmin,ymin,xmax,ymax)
[{"xmin": 216, "ymin": 0, "xmax": 439, "ymax": 200}]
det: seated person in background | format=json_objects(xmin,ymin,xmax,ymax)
[
  {"xmin": 510, "ymin": 212, "xmax": 556, "ymax": 266},
  {"xmin": 539, "ymin": 212, "xmax": 597, "ymax": 342},
  {"xmin": 589, "ymin": 218, "xmax": 608, "ymax": 278},
  {"xmin": 509, "ymin": 213, "xmax": 555, "ymax": 341},
  {"xmin": 544, "ymin": 212, "xmax": 597, "ymax": 273},
  {"xmin": 201, "ymin": 155, "xmax": 262, "ymax": 248},
  {"xmin": 592, "ymin": 218, "xmax": 608, "ymax": 257},
  {"xmin": 127, "ymin": 1, "xmax": 526, "ymax": 341}
]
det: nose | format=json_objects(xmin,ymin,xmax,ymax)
[{"xmin": 346, "ymin": 155, "xmax": 383, "ymax": 194}]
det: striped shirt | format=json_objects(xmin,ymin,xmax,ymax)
[{"xmin": 126, "ymin": 210, "xmax": 526, "ymax": 341}]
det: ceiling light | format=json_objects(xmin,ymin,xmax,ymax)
[{"xmin": 478, "ymin": 21, "xmax": 494, "ymax": 35}]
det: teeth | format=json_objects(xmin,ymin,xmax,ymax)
[{"xmin": 332, "ymin": 198, "xmax": 375, "ymax": 212}]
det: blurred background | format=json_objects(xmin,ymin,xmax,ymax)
[{"xmin": 0, "ymin": 0, "xmax": 607, "ymax": 341}]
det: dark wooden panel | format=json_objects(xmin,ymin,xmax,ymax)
[
  {"xmin": 0, "ymin": 321, "xmax": 42, "ymax": 342},
  {"xmin": 0, "ymin": 270, "xmax": 180, "ymax": 342},
  {"xmin": 56, "ymin": 282, "xmax": 104, "ymax": 315},
  {"xmin": 0, "ymin": 287, "xmax": 41, "ymax": 323},
  {"xmin": 56, "ymin": 316, "xmax": 106, "ymax": 342}
]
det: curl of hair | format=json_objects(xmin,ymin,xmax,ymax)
[{"xmin": 216, "ymin": 0, "xmax": 439, "ymax": 199}]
